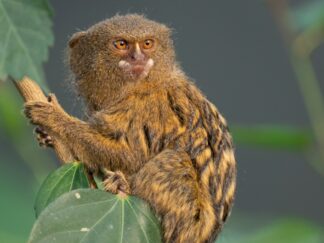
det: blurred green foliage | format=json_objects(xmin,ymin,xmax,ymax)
[
  {"xmin": 219, "ymin": 218, "xmax": 323, "ymax": 243},
  {"xmin": 0, "ymin": 0, "xmax": 323, "ymax": 242},
  {"xmin": 291, "ymin": 0, "xmax": 324, "ymax": 31},
  {"xmin": 0, "ymin": 0, "xmax": 56, "ymax": 242},
  {"xmin": 231, "ymin": 125, "xmax": 313, "ymax": 151},
  {"xmin": 0, "ymin": 167, "xmax": 36, "ymax": 243}
]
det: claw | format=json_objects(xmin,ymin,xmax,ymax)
[
  {"xmin": 34, "ymin": 126, "xmax": 53, "ymax": 148},
  {"xmin": 48, "ymin": 93, "xmax": 58, "ymax": 103},
  {"xmin": 35, "ymin": 126, "xmax": 48, "ymax": 136},
  {"xmin": 24, "ymin": 108, "xmax": 31, "ymax": 119}
]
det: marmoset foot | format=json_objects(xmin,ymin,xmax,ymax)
[{"xmin": 103, "ymin": 170, "xmax": 131, "ymax": 194}]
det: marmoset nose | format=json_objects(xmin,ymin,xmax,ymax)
[
  {"xmin": 130, "ymin": 43, "xmax": 146, "ymax": 62},
  {"xmin": 131, "ymin": 51, "xmax": 145, "ymax": 62}
]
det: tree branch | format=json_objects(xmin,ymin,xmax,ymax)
[{"xmin": 12, "ymin": 76, "xmax": 97, "ymax": 188}]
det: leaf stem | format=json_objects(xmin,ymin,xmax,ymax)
[
  {"xmin": 290, "ymin": 51, "xmax": 324, "ymax": 173},
  {"xmin": 268, "ymin": 0, "xmax": 324, "ymax": 174}
]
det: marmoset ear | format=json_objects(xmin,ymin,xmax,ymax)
[{"xmin": 68, "ymin": 31, "xmax": 87, "ymax": 48}]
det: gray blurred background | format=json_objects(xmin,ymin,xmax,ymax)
[{"xmin": 1, "ymin": 0, "xmax": 323, "ymax": 239}]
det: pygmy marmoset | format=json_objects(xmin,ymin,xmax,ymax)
[{"xmin": 25, "ymin": 14, "xmax": 237, "ymax": 243}]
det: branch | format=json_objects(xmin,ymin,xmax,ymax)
[
  {"xmin": 12, "ymin": 76, "xmax": 97, "ymax": 188},
  {"xmin": 12, "ymin": 76, "xmax": 74, "ymax": 162}
]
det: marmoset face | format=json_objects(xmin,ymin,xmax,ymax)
[
  {"xmin": 111, "ymin": 38, "xmax": 155, "ymax": 80},
  {"xmin": 68, "ymin": 14, "xmax": 176, "ymax": 107}
]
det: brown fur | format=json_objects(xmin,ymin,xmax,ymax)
[{"xmin": 25, "ymin": 14, "xmax": 236, "ymax": 243}]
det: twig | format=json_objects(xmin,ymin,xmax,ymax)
[
  {"xmin": 11, "ymin": 76, "xmax": 75, "ymax": 162},
  {"xmin": 11, "ymin": 76, "xmax": 97, "ymax": 188},
  {"xmin": 267, "ymin": 0, "xmax": 324, "ymax": 174},
  {"xmin": 266, "ymin": 0, "xmax": 295, "ymax": 44}
]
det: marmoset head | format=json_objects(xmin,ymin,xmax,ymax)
[{"xmin": 68, "ymin": 14, "xmax": 176, "ymax": 110}]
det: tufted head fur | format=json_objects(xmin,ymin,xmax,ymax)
[{"xmin": 68, "ymin": 14, "xmax": 177, "ymax": 112}]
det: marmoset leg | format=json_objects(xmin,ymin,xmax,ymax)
[{"xmin": 131, "ymin": 149, "xmax": 217, "ymax": 243}]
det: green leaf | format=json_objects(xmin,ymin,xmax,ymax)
[
  {"xmin": 231, "ymin": 124, "xmax": 313, "ymax": 151},
  {"xmin": 0, "ymin": 0, "xmax": 54, "ymax": 87},
  {"xmin": 34, "ymin": 163, "xmax": 90, "ymax": 218},
  {"xmin": 290, "ymin": 0, "xmax": 324, "ymax": 31},
  {"xmin": 25, "ymin": 0, "xmax": 54, "ymax": 17},
  {"xmin": 29, "ymin": 189, "xmax": 162, "ymax": 243}
]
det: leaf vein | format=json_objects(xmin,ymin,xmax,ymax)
[
  {"xmin": 80, "ymin": 200, "xmax": 119, "ymax": 242},
  {"xmin": 130, "ymin": 199, "xmax": 161, "ymax": 231},
  {"xmin": 42, "ymin": 165, "xmax": 77, "ymax": 208},
  {"xmin": 127, "ymin": 200, "xmax": 150, "ymax": 243}
]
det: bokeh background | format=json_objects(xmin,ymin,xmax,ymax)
[{"xmin": 0, "ymin": 0, "xmax": 323, "ymax": 242}]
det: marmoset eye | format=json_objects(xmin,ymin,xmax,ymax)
[{"xmin": 114, "ymin": 39, "xmax": 128, "ymax": 50}]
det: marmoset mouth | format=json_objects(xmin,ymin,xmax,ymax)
[
  {"xmin": 119, "ymin": 58, "xmax": 154, "ymax": 79},
  {"xmin": 131, "ymin": 64, "xmax": 145, "ymax": 75}
]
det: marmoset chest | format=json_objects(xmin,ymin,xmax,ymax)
[{"xmin": 94, "ymin": 84, "xmax": 221, "ymax": 171}]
